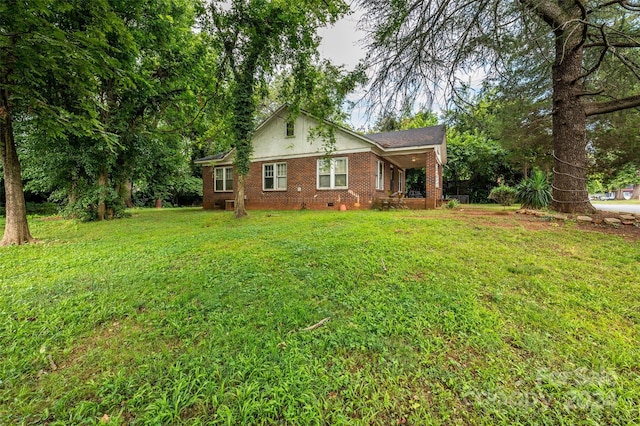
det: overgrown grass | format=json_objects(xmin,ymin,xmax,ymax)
[{"xmin": 1, "ymin": 208, "xmax": 639, "ymax": 425}]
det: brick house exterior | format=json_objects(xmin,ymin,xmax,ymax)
[{"xmin": 197, "ymin": 106, "xmax": 446, "ymax": 210}]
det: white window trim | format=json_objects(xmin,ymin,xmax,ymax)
[
  {"xmin": 398, "ymin": 170, "xmax": 404, "ymax": 193},
  {"xmin": 214, "ymin": 166, "xmax": 233, "ymax": 192},
  {"xmin": 376, "ymin": 160, "xmax": 384, "ymax": 190},
  {"xmin": 263, "ymin": 162, "xmax": 287, "ymax": 191},
  {"xmin": 317, "ymin": 157, "xmax": 348, "ymax": 190},
  {"xmin": 435, "ymin": 163, "xmax": 440, "ymax": 189}
]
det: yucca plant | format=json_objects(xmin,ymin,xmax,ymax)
[{"xmin": 517, "ymin": 169, "xmax": 552, "ymax": 209}]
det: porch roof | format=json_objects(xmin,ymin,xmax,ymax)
[
  {"xmin": 194, "ymin": 150, "xmax": 233, "ymax": 164},
  {"xmin": 365, "ymin": 125, "xmax": 446, "ymax": 149}
]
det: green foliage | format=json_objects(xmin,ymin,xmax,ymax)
[
  {"xmin": 444, "ymin": 128, "xmax": 519, "ymax": 203},
  {"xmin": 1, "ymin": 208, "xmax": 639, "ymax": 423},
  {"xmin": 445, "ymin": 199, "xmax": 460, "ymax": 209},
  {"xmin": 372, "ymin": 109, "xmax": 439, "ymax": 132},
  {"xmin": 517, "ymin": 170, "xmax": 552, "ymax": 209},
  {"xmin": 58, "ymin": 182, "xmax": 127, "ymax": 221},
  {"xmin": 204, "ymin": 0, "xmax": 358, "ymax": 215},
  {"xmin": 0, "ymin": 203, "xmax": 59, "ymax": 217},
  {"xmin": 488, "ymin": 185, "xmax": 518, "ymax": 206},
  {"xmin": 15, "ymin": 0, "xmax": 210, "ymax": 220},
  {"xmin": 604, "ymin": 165, "xmax": 639, "ymax": 191}
]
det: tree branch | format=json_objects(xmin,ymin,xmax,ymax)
[
  {"xmin": 584, "ymin": 41, "xmax": 640, "ymax": 48},
  {"xmin": 588, "ymin": 0, "xmax": 625, "ymax": 13},
  {"xmin": 577, "ymin": 25, "xmax": 608, "ymax": 81},
  {"xmin": 577, "ymin": 89, "xmax": 604, "ymax": 97},
  {"xmin": 584, "ymin": 94, "xmax": 640, "ymax": 116},
  {"xmin": 519, "ymin": 0, "xmax": 571, "ymax": 30}
]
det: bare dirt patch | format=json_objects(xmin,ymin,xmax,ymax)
[{"xmin": 449, "ymin": 208, "xmax": 640, "ymax": 241}]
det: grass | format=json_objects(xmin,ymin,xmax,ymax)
[
  {"xmin": 591, "ymin": 199, "xmax": 640, "ymax": 205},
  {"xmin": 1, "ymin": 208, "xmax": 639, "ymax": 425}
]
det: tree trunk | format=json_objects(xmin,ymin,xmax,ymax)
[
  {"xmin": 97, "ymin": 167, "xmax": 108, "ymax": 220},
  {"xmin": 550, "ymin": 26, "xmax": 595, "ymax": 214},
  {"xmin": 69, "ymin": 175, "xmax": 78, "ymax": 206},
  {"xmin": 234, "ymin": 174, "xmax": 247, "ymax": 218},
  {"xmin": 633, "ymin": 184, "xmax": 640, "ymax": 200},
  {"xmin": 0, "ymin": 92, "xmax": 35, "ymax": 245},
  {"xmin": 117, "ymin": 180, "xmax": 134, "ymax": 208},
  {"xmin": 614, "ymin": 188, "xmax": 626, "ymax": 200}
]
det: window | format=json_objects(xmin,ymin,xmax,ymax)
[
  {"xmin": 214, "ymin": 166, "xmax": 233, "ymax": 192},
  {"xmin": 286, "ymin": 121, "xmax": 295, "ymax": 137},
  {"xmin": 263, "ymin": 162, "xmax": 287, "ymax": 190},
  {"xmin": 317, "ymin": 157, "xmax": 348, "ymax": 189},
  {"xmin": 398, "ymin": 170, "xmax": 404, "ymax": 193},
  {"xmin": 435, "ymin": 164, "xmax": 440, "ymax": 188},
  {"xmin": 375, "ymin": 160, "xmax": 384, "ymax": 190}
]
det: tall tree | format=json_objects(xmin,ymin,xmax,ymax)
[
  {"xmin": 358, "ymin": 0, "xmax": 640, "ymax": 213},
  {"xmin": 0, "ymin": 0, "xmax": 114, "ymax": 244},
  {"xmin": 16, "ymin": 0, "xmax": 210, "ymax": 221},
  {"xmin": 203, "ymin": 0, "xmax": 358, "ymax": 218}
]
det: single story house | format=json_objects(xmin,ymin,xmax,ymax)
[{"xmin": 195, "ymin": 106, "xmax": 447, "ymax": 210}]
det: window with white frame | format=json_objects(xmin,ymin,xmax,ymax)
[
  {"xmin": 317, "ymin": 157, "xmax": 348, "ymax": 189},
  {"xmin": 375, "ymin": 160, "xmax": 384, "ymax": 190},
  {"xmin": 214, "ymin": 166, "xmax": 233, "ymax": 192},
  {"xmin": 398, "ymin": 170, "xmax": 404, "ymax": 193},
  {"xmin": 263, "ymin": 162, "xmax": 287, "ymax": 190},
  {"xmin": 435, "ymin": 164, "xmax": 440, "ymax": 188}
]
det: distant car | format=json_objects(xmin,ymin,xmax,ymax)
[
  {"xmin": 591, "ymin": 192, "xmax": 615, "ymax": 200},
  {"xmin": 601, "ymin": 193, "xmax": 616, "ymax": 200}
]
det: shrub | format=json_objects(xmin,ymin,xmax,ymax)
[
  {"xmin": 517, "ymin": 170, "xmax": 552, "ymax": 209},
  {"xmin": 445, "ymin": 199, "xmax": 460, "ymax": 209},
  {"xmin": 488, "ymin": 185, "xmax": 518, "ymax": 206}
]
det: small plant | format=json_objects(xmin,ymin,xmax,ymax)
[
  {"xmin": 517, "ymin": 170, "xmax": 552, "ymax": 209},
  {"xmin": 445, "ymin": 199, "xmax": 460, "ymax": 209},
  {"xmin": 488, "ymin": 185, "xmax": 518, "ymax": 206}
]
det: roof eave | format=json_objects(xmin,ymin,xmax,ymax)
[{"xmin": 194, "ymin": 148, "xmax": 236, "ymax": 165}]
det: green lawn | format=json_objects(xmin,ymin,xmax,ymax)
[
  {"xmin": 1, "ymin": 208, "xmax": 639, "ymax": 425},
  {"xmin": 591, "ymin": 199, "xmax": 640, "ymax": 205}
]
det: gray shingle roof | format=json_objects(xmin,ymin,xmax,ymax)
[
  {"xmin": 194, "ymin": 150, "xmax": 232, "ymax": 163},
  {"xmin": 365, "ymin": 125, "xmax": 446, "ymax": 149}
]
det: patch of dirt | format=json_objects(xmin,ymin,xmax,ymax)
[
  {"xmin": 573, "ymin": 221, "xmax": 640, "ymax": 241},
  {"xmin": 449, "ymin": 208, "xmax": 640, "ymax": 241}
]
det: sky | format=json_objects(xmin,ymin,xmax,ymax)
[
  {"xmin": 317, "ymin": 9, "xmax": 370, "ymax": 129},
  {"xmin": 318, "ymin": 12, "xmax": 365, "ymax": 72},
  {"xmin": 317, "ymin": 6, "xmax": 487, "ymax": 130}
]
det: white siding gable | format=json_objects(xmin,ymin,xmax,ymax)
[{"xmin": 252, "ymin": 111, "xmax": 371, "ymax": 162}]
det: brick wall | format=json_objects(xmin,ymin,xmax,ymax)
[
  {"xmin": 201, "ymin": 151, "xmax": 441, "ymax": 210},
  {"xmin": 202, "ymin": 166, "xmax": 215, "ymax": 209},
  {"xmin": 202, "ymin": 165, "xmax": 237, "ymax": 210},
  {"xmin": 425, "ymin": 150, "xmax": 443, "ymax": 208},
  {"xmin": 245, "ymin": 152, "xmax": 377, "ymax": 210}
]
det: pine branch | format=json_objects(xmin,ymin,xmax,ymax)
[{"xmin": 584, "ymin": 94, "xmax": 640, "ymax": 116}]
